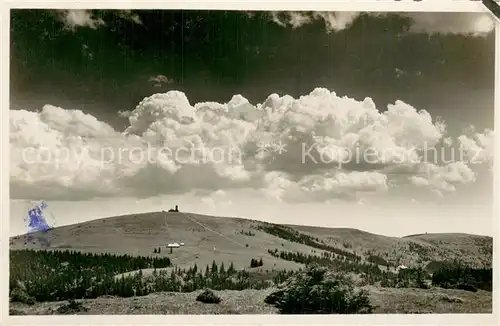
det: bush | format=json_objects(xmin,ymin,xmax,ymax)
[
  {"xmin": 196, "ymin": 289, "xmax": 222, "ymax": 304},
  {"xmin": 9, "ymin": 308, "xmax": 25, "ymax": 315},
  {"xmin": 240, "ymin": 230, "xmax": 255, "ymax": 236},
  {"xmin": 250, "ymin": 258, "xmax": 263, "ymax": 268},
  {"xmin": 264, "ymin": 289, "xmax": 283, "ymax": 305},
  {"xmin": 366, "ymin": 255, "xmax": 389, "ymax": 267},
  {"xmin": 457, "ymin": 283, "xmax": 477, "ymax": 292},
  {"xmin": 264, "ymin": 265, "xmax": 374, "ymax": 314},
  {"xmin": 10, "ymin": 286, "xmax": 35, "ymax": 305},
  {"xmin": 56, "ymin": 298, "xmax": 89, "ymax": 314},
  {"xmin": 439, "ymin": 294, "xmax": 464, "ymax": 303}
]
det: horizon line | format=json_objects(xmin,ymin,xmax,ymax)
[{"xmin": 8, "ymin": 209, "xmax": 493, "ymax": 240}]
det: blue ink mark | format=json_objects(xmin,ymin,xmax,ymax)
[
  {"xmin": 23, "ymin": 201, "xmax": 54, "ymax": 248},
  {"xmin": 27, "ymin": 205, "xmax": 50, "ymax": 233}
]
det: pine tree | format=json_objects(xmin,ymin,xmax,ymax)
[
  {"xmin": 193, "ymin": 263, "xmax": 198, "ymax": 275},
  {"xmin": 228, "ymin": 262, "xmax": 235, "ymax": 274},
  {"xmin": 211, "ymin": 260, "xmax": 218, "ymax": 274}
]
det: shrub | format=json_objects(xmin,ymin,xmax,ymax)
[
  {"xmin": 380, "ymin": 276, "xmax": 395, "ymax": 288},
  {"xmin": 264, "ymin": 265, "xmax": 374, "ymax": 314},
  {"xmin": 264, "ymin": 289, "xmax": 283, "ymax": 305},
  {"xmin": 367, "ymin": 255, "xmax": 389, "ymax": 267},
  {"xmin": 9, "ymin": 308, "xmax": 25, "ymax": 315},
  {"xmin": 250, "ymin": 258, "xmax": 263, "ymax": 268},
  {"xmin": 196, "ymin": 289, "xmax": 221, "ymax": 304},
  {"xmin": 240, "ymin": 230, "xmax": 255, "ymax": 236},
  {"xmin": 457, "ymin": 283, "xmax": 477, "ymax": 292},
  {"xmin": 10, "ymin": 286, "xmax": 35, "ymax": 305},
  {"xmin": 439, "ymin": 294, "xmax": 464, "ymax": 303},
  {"xmin": 56, "ymin": 299, "xmax": 89, "ymax": 314}
]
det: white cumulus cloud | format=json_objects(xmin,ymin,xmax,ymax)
[
  {"xmin": 10, "ymin": 88, "xmax": 492, "ymax": 202},
  {"xmin": 61, "ymin": 10, "xmax": 105, "ymax": 30},
  {"xmin": 59, "ymin": 9, "xmax": 142, "ymax": 31}
]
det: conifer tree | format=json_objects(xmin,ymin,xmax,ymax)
[
  {"xmin": 193, "ymin": 263, "xmax": 198, "ymax": 274},
  {"xmin": 228, "ymin": 262, "xmax": 235, "ymax": 274},
  {"xmin": 211, "ymin": 260, "xmax": 218, "ymax": 274}
]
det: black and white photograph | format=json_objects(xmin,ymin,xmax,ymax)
[{"xmin": 7, "ymin": 6, "xmax": 496, "ymax": 316}]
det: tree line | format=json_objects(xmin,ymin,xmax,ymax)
[
  {"xmin": 257, "ymin": 223, "xmax": 361, "ymax": 261},
  {"xmin": 9, "ymin": 249, "xmax": 294, "ymax": 303}
]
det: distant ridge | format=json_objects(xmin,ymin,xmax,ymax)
[{"xmin": 402, "ymin": 232, "xmax": 491, "ymax": 238}]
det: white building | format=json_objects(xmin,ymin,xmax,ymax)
[
  {"xmin": 396, "ymin": 264, "xmax": 408, "ymax": 272},
  {"xmin": 167, "ymin": 243, "xmax": 180, "ymax": 253}
]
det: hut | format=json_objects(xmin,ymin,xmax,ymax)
[
  {"xmin": 396, "ymin": 264, "xmax": 408, "ymax": 272},
  {"xmin": 167, "ymin": 242, "xmax": 180, "ymax": 254}
]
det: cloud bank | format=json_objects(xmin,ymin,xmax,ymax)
[
  {"xmin": 10, "ymin": 88, "xmax": 493, "ymax": 202},
  {"xmin": 269, "ymin": 12, "xmax": 495, "ymax": 36},
  {"xmin": 57, "ymin": 10, "xmax": 494, "ymax": 37}
]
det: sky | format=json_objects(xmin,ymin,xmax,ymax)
[{"xmin": 9, "ymin": 10, "xmax": 496, "ymax": 237}]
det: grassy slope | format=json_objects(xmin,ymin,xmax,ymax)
[
  {"xmin": 10, "ymin": 287, "xmax": 492, "ymax": 315},
  {"xmin": 289, "ymin": 225, "xmax": 493, "ymax": 268},
  {"xmin": 10, "ymin": 211, "xmax": 492, "ymax": 273}
]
